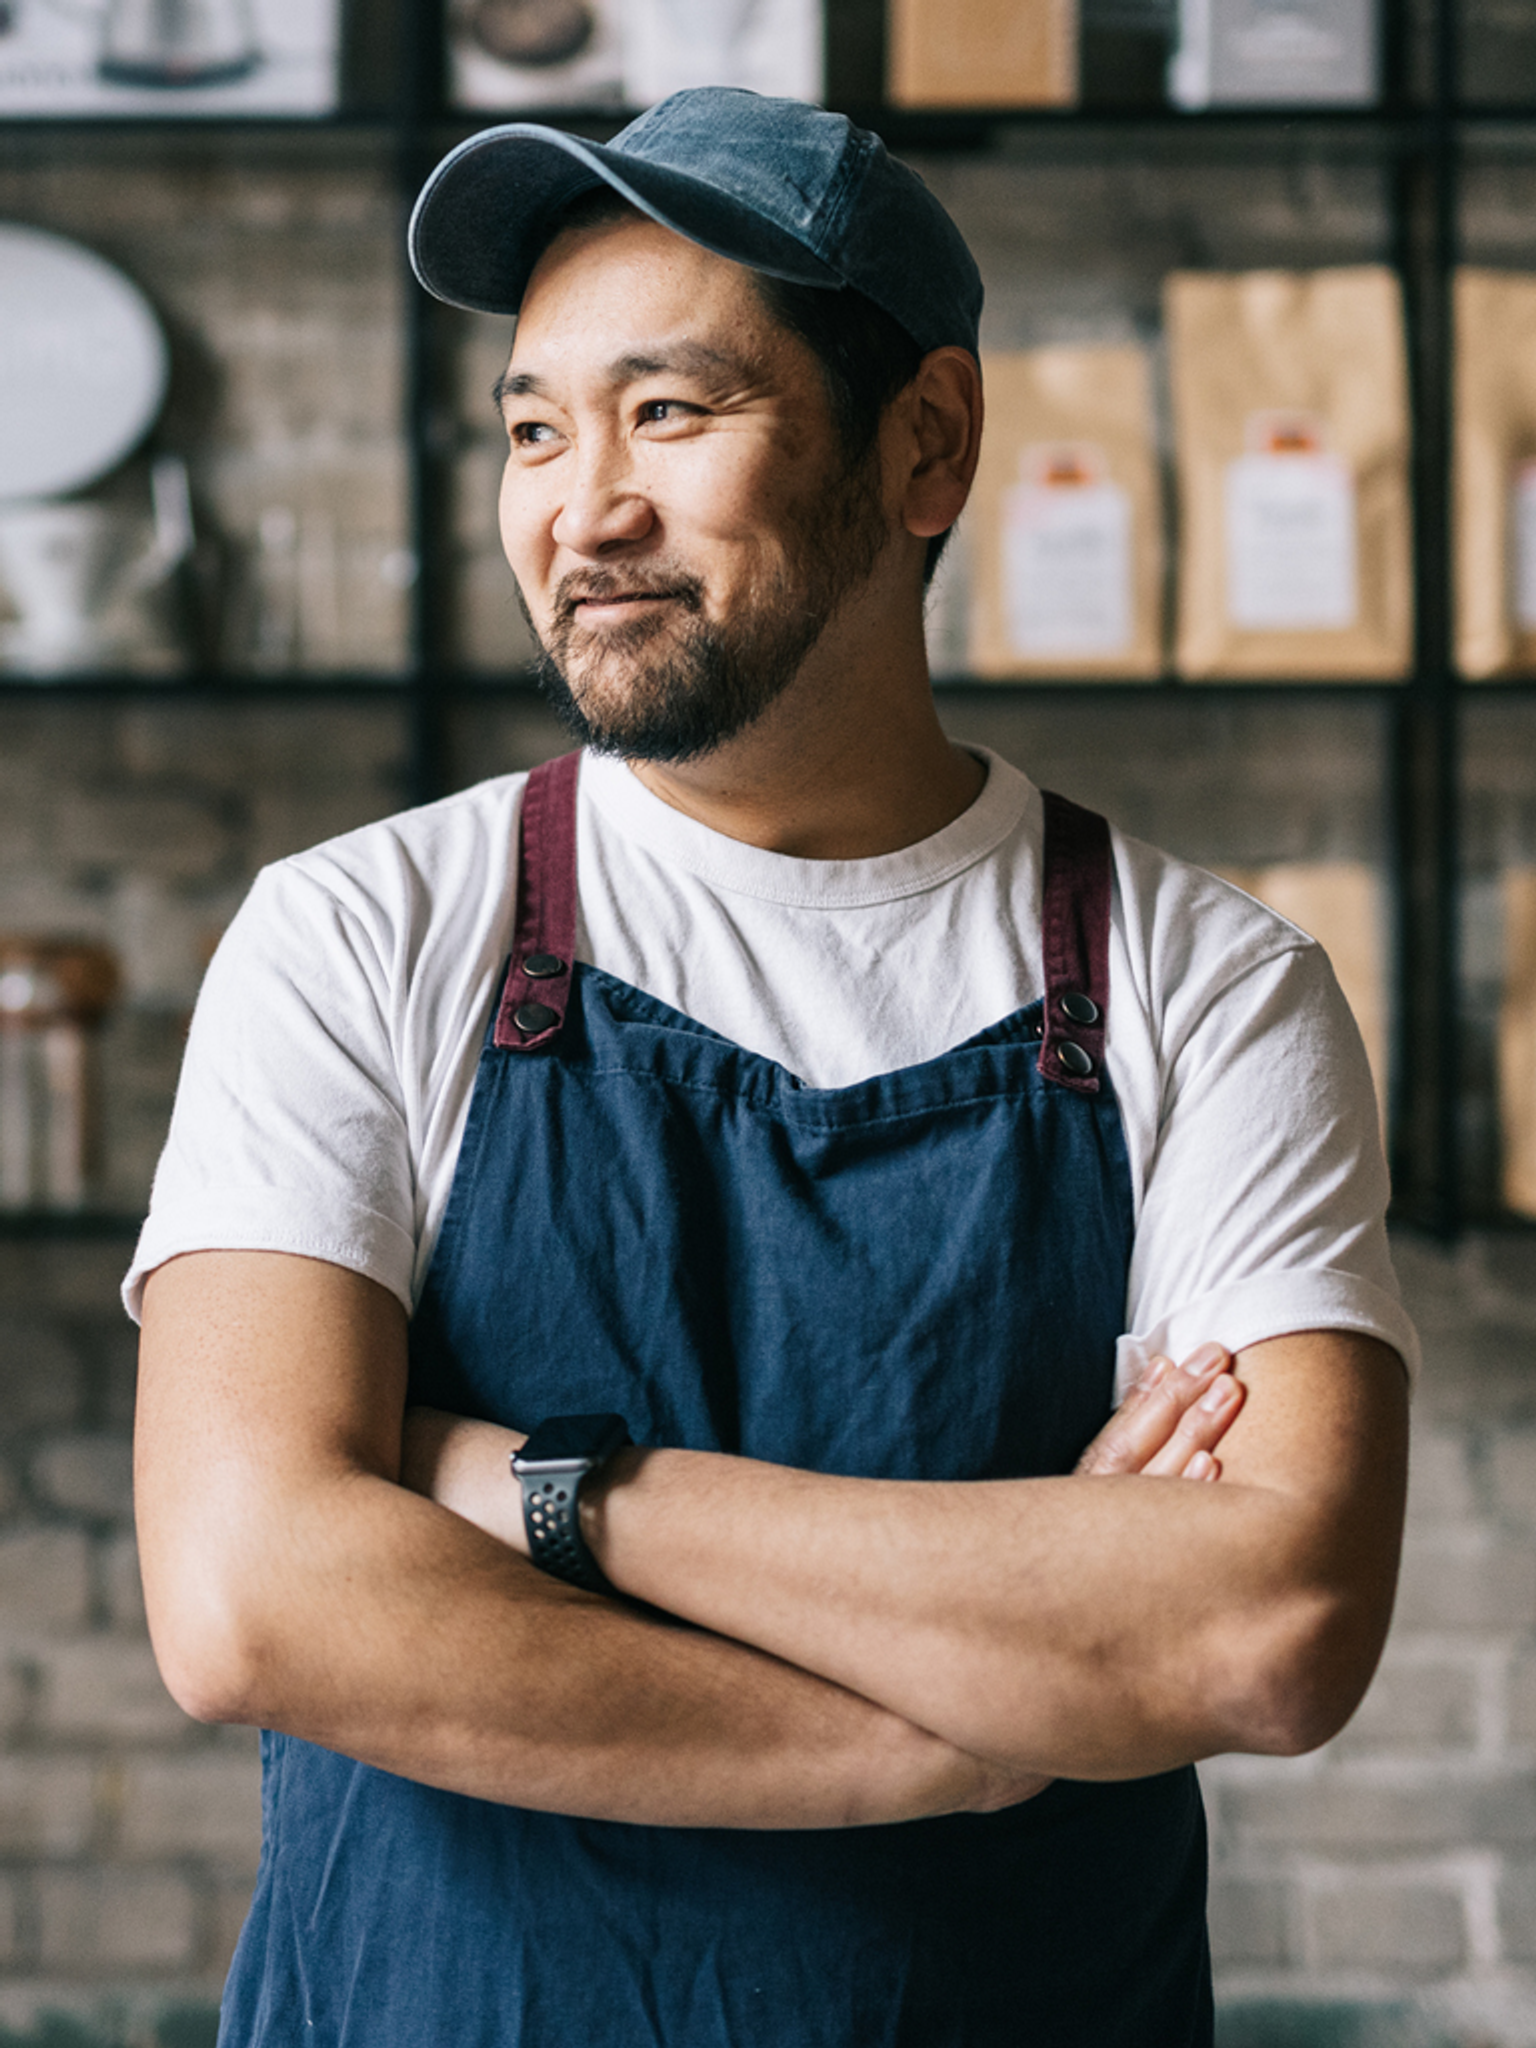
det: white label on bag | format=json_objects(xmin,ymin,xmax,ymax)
[
  {"xmin": 1224, "ymin": 440, "xmax": 1358, "ymax": 631},
  {"xmin": 1511, "ymin": 463, "xmax": 1536, "ymax": 630},
  {"xmin": 1001, "ymin": 446, "xmax": 1133, "ymax": 658}
]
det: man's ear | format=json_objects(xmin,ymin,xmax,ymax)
[{"xmin": 897, "ymin": 347, "xmax": 984, "ymax": 540}]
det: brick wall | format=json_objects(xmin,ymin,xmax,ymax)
[
  {"xmin": 1206, "ymin": 1232, "xmax": 1536, "ymax": 2048},
  {"xmin": 0, "ymin": 1237, "xmax": 256, "ymax": 2044}
]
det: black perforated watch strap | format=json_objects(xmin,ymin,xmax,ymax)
[{"xmin": 512, "ymin": 1414, "xmax": 631, "ymax": 1596}]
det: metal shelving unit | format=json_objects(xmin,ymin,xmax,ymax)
[{"xmin": 3, "ymin": 0, "xmax": 1531, "ymax": 1237}]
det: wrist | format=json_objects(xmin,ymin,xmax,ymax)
[
  {"xmin": 576, "ymin": 1443, "xmax": 646, "ymax": 1576},
  {"xmin": 401, "ymin": 1410, "xmax": 528, "ymax": 1551},
  {"xmin": 511, "ymin": 1414, "xmax": 633, "ymax": 1595}
]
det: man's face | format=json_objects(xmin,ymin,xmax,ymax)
[{"xmin": 496, "ymin": 212, "xmax": 890, "ymax": 762}]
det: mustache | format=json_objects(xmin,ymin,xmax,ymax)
[{"xmin": 554, "ymin": 567, "xmax": 706, "ymax": 626}]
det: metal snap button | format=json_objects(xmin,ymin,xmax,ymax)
[
  {"xmin": 514, "ymin": 1001, "xmax": 559, "ymax": 1035},
  {"xmin": 1057, "ymin": 1040, "xmax": 1094, "ymax": 1078},
  {"xmin": 524, "ymin": 953, "xmax": 565, "ymax": 979},
  {"xmin": 1060, "ymin": 991, "xmax": 1100, "ymax": 1026}
]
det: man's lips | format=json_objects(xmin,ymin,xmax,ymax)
[
  {"xmin": 570, "ymin": 589, "xmax": 683, "ymax": 611},
  {"xmin": 563, "ymin": 588, "xmax": 690, "ymax": 628}
]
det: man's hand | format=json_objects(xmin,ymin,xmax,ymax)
[{"xmin": 1075, "ymin": 1344, "xmax": 1244, "ymax": 1481}]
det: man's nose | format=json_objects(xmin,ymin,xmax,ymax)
[{"xmin": 550, "ymin": 442, "xmax": 655, "ymax": 557}]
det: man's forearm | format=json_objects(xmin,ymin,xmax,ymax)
[
  {"xmin": 136, "ymin": 1252, "xmax": 1040, "ymax": 1830},
  {"xmin": 588, "ymin": 1451, "xmax": 1310, "ymax": 1777},
  {"xmin": 578, "ymin": 1331, "xmax": 1407, "ymax": 1778},
  {"xmin": 402, "ymin": 1340, "xmax": 1352, "ymax": 1783},
  {"xmin": 229, "ymin": 1480, "xmax": 1044, "ymax": 1826},
  {"xmin": 411, "ymin": 1333, "xmax": 1404, "ymax": 1781}
]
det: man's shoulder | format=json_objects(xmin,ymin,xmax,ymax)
[
  {"xmin": 1110, "ymin": 826, "xmax": 1321, "ymax": 981},
  {"xmin": 1103, "ymin": 825, "xmax": 1342, "ymax": 1072},
  {"xmin": 267, "ymin": 771, "xmax": 530, "ymax": 928}
]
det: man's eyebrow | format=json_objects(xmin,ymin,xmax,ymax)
[
  {"xmin": 493, "ymin": 369, "xmax": 544, "ymax": 409},
  {"xmin": 607, "ymin": 341, "xmax": 759, "ymax": 387},
  {"xmin": 493, "ymin": 340, "xmax": 764, "ymax": 413}
]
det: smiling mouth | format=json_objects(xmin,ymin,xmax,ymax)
[
  {"xmin": 550, "ymin": 568, "xmax": 706, "ymax": 641},
  {"xmin": 560, "ymin": 586, "xmax": 699, "ymax": 632},
  {"xmin": 574, "ymin": 591, "xmax": 677, "ymax": 610}
]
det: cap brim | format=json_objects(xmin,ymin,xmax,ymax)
[{"xmin": 409, "ymin": 124, "xmax": 843, "ymax": 317}]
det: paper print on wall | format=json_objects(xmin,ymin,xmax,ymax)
[
  {"xmin": 622, "ymin": 0, "xmax": 822, "ymax": 106},
  {"xmin": 1451, "ymin": 271, "xmax": 1536, "ymax": 678},
  {"xmin": 1001, "ymin": 444, "xmax": 1134, "ymax": 659},
  {"xmin": 0, "ymin": 0, "xmax": 339, "ymax": 116},
  {"xmin": 1170, "ymin": 0, "xmax": 1377, "ymax": 108},
  {"xmin": 1500, "ymin": 868, "xmax": 1536, "ymax": 1220},
  {"xmin": 1166, "ymin": 265, "xmax": 1411, "ymax": 680},
  {"xmin": 1224, "ymin": 413, "xmax": 1358, "ymax": 632},
  {"xmin": 967, "ymin": 345, "xmax": 1163, "ymax": 681},
  {"xmin": 449, "ymin": 0, "xmax": 624, "ymax": 110},
  {"xmin": 888, "ymin": 0, "xmax": 1077, "ymax": 108},
  {"xmin": 1511, "ymin": 462, "xmax": 1536, "ymax": 634}
]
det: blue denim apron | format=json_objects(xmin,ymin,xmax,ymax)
[{"xmin": 220, "ymin": 753, "xmax": 1212, "ymax": 2047}]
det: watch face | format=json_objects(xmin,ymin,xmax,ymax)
[{"xmin": 517, "ymin": 1413, "xmax": 630, "ymax": 1467}]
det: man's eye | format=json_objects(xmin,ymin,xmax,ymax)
[
  {"xmin": 640, "ymin": 400, "xmax": 692, "ymax": 423},
  {"xmin": 509, "ymin": 421, "xmax": 557, "ymax": 447}
]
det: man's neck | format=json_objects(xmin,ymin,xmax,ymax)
[{"xmin": 623, "ymin": 592, "xmax": 986, "ymax": 861}]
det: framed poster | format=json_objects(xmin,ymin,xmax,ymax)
[
  {"xmin": 888, "ymin": 0, "xmax": 1077, "ymax": 109},
  {"xmin": 0, "ymin": 0, "xmax": 339, "ymax": 117},
  {"xmin": 1169, "ymin": 0, "xmax": 1377, "ymax": 107},
  {"xmin": 448, "ymin": 0, "xmax": 625, "ymax": 111},
  {"xmin": 622, "ymin": 0, "xmax": 822, "ymax": 107}
]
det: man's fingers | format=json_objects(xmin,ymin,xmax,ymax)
[
  {"xmin": 1074, "ymin": 1343, "xmax": 1235, "ymax": 1477},
  {"xmin": 1140, "ymin": 1372, "xmax": 1245, "ymax": 1478}
]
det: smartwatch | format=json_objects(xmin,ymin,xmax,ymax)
[{"xmin": 510, "ymin": 1413, "xmax": 632, "ymax": 1595}]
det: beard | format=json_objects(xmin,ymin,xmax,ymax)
[{"xmin": 523, "ymin": 451, "xmax": 888, "ymax": 765}]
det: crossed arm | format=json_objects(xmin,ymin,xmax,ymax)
[{"xmin": 135, "ymin": 1248, "xmax": 1408, "ymax": 1828}]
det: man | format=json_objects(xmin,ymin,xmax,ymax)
[{"xmin": 131, "ymin": 89, "xmax": 1414, "ymax": 2047}]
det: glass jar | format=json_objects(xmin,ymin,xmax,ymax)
[{"xmin": 0, "ymin": 939, "xmax": 121, "ymax": 1211}]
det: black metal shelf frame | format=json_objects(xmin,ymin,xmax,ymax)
[{"xmin": 4, "ymin": 0, "xmax": 1531, "ymax": 1234}]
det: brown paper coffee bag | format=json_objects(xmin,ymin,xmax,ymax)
[
  {"xmin": 968, "ymin": 347, "xmax": 1162, "ymax": 680},
  {"xmin": 1453, "ymin": 269, "xmax": 1536, "ymax": 679},
  {"xmin": 1500, "ymin": 867, "xmax": 1536, "ymax": 1217},
  {"xmin": 1215, "ymin": 863, "xmax": 1389, "ymax": 1126},
  {"xmin": 887, "ymin": 0, "xmax": 1077, "ymax": 108},
  {"xmin": 1167, "ymin": 267, "xmax": 1412, "ymax": 679}
]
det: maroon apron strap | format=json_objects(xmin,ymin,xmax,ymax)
[
  {"xmin": 1037, "ymin": 789, "xmax": 1112, "ymax": 1096},
  {"xmin": 494, "ymin": 750, "xmax": 582, "ymax": 1053}
]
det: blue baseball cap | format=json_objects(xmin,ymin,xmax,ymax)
[{"xmin": 408, "ymin": 86, "xmax": 982, "ymax": 359}]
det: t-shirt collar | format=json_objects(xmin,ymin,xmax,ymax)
[{"xmin": 579, "ymin": 745, "xmax": 1034, "ymax": 910}]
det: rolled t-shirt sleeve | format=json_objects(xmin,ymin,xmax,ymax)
[
  {"xmin": 122, "ymin": 860, "xmax": 418, "ymax": 1323},
  {"xmin": 1114, "ymin": 874, "xmax": 1419, "ymax": 1394}
]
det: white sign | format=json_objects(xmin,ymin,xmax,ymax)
[
  {"xmin": 1001, "ymin": 446, "xmax": 1133, "ymax": 658},
  {"xmin": 0, "ymin": 0, "xmax": 338, "ymax": 117},
  {"xmin": 1224, "ymin": 429, "xmax": 1357, "ymax": 631},
  {"xmin": 622, "ymin": 0, "xmax": 823, "ymax": 107},
  {"xmin": 1511, "ymin": 462, "xmax": 1536, "ymax": 632}
]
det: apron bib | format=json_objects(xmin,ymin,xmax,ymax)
[{"xmin": 220, "ymin": 753, "xmax": 1212, "ymax": 2048}]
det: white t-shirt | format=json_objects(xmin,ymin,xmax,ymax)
[{"xmin": 124, "ymin": 746, "xmax": 1420, "ymax": 1390}]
